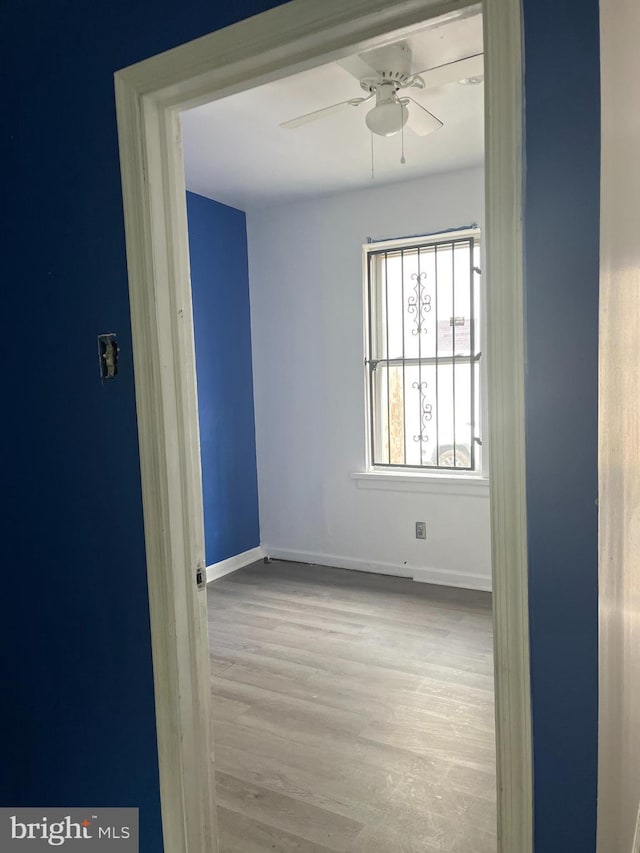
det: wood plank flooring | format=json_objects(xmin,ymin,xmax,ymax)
[{"xmin": 208, "ymin": 560, "xmax": 496, "ymax": 853}]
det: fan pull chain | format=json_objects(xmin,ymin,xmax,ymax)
[
  {"xmin": 400, "ymin": 103, "xmax": 406, "ymax": 164},
  {"xmin": 370, "ymin": 131, "xmax": 375, "ymax": 181}
]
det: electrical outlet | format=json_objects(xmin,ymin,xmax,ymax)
[{"xmin": 415, "ymin": 521, "xmax": 426, "ymax": 539}]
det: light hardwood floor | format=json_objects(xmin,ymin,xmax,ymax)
[{"xmin": 208, "ymin": 560, "xmax": 496, "ymax": 853}]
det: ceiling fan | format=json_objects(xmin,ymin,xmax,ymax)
[{"xmin": 280, "ymin": 42, "xmax": 484, "ymax": 138}]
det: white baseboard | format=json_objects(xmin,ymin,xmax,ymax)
[
  {"xmin": 262, "ymin": 546, "xmax": 492, "ymax": 592},
  {"xmin": 206, "ymin": 546, "xmax": 265, "ymax": 584},
  {"xmin": 411, "ymin": 565, "xmax": 491, "ymax": 591}
]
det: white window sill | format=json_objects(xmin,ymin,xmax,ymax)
[{"xmin": 351, "ymin": 470, "xmax": 490, "ymax": 497}]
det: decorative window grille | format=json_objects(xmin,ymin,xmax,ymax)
[{"xmin": 365, "ymin": 231, "xmax": 482, "ymax": 471}]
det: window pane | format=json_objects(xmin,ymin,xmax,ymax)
[
  {"xmin": 371, "ymin": 363, "xmax": 406, "ymax": 465},
  {"xmin": 367, "ymin": 235, "xmax": 481, "ymax": 471},
  {"xmin": 404, "ymin": 363, "xmax": 436, "ymax": 467}
]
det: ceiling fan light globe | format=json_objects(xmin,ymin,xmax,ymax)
[{"xmin": 365, "ymin": 101, "xmax": 409, "ymax": 137}]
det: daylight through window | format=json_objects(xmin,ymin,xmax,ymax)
[{"xmin": 365, "ymin": 231, "xmax": 482, "ymax": 472}]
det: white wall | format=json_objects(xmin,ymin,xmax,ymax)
[
  {"xmin": 247, "ymin": 167, "xmax": 491, "ymax": 590},
  {"xmin": 597, "ymin": 1, "xmax": 640, "ymax": 849}
]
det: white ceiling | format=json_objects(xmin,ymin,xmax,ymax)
[{"xmin": 181, "ymin": 9, "xmax": 484, "ymax": 211}]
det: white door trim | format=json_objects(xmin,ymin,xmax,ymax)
[{"xmin": 114, "ymin": 1, "xmax": 531, "ymax": 851}]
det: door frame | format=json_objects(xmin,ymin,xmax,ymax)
[{"xmin": 114, "ymin": 0, "xmax": 530, "ymax": 850}]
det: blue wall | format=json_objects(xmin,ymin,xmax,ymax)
[
  {"xmin": 0, "ymin": 1, "xmax": 599, "ymax": 851},
  {"xmin": 523, "ymin": 2, "xmax": 600, "ymax": 850},
  {"xmin": 186, "ymin": 192, "xmax": 260, "ymax": 566}
]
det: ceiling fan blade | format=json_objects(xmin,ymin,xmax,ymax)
[
  {"xmin": 405, "ymin": 98, "xmax": 443, "ymax": 137},
  {"xmin": 414, "ymin": 53, "xmax": 484, "ymax": 90},
  {"xmin": 280, "ymin": 96, "xmax": 370, "ymax": 129},
  {"xmin": 336, "ymin": 53, "xmax": 378, "ymax": 81}
]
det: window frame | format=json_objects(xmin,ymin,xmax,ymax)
[{"xmin": 361, "ymin": 227, "xmax": 487, "ymax": 480}]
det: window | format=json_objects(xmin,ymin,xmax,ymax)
[{"xmin": 364, "ymin": 230, "xmax": 482, "ymax": 472}]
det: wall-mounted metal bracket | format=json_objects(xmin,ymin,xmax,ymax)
[{"xmin": 98, "ymin": 333, "xmax": 119, "ymax": 380}]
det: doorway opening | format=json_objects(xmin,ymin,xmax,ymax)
[
  {"xmin": 184, "ymin": 16, "xmax": 494, "ymax": 845},
  {"xmin": 114, "ymin": 0, "xmax": 530, "ymax": 850}
]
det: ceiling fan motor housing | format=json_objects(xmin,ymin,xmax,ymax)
[{"xmin": 359, "ymin": 42, "xmax": 413, "ymax": 92}]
